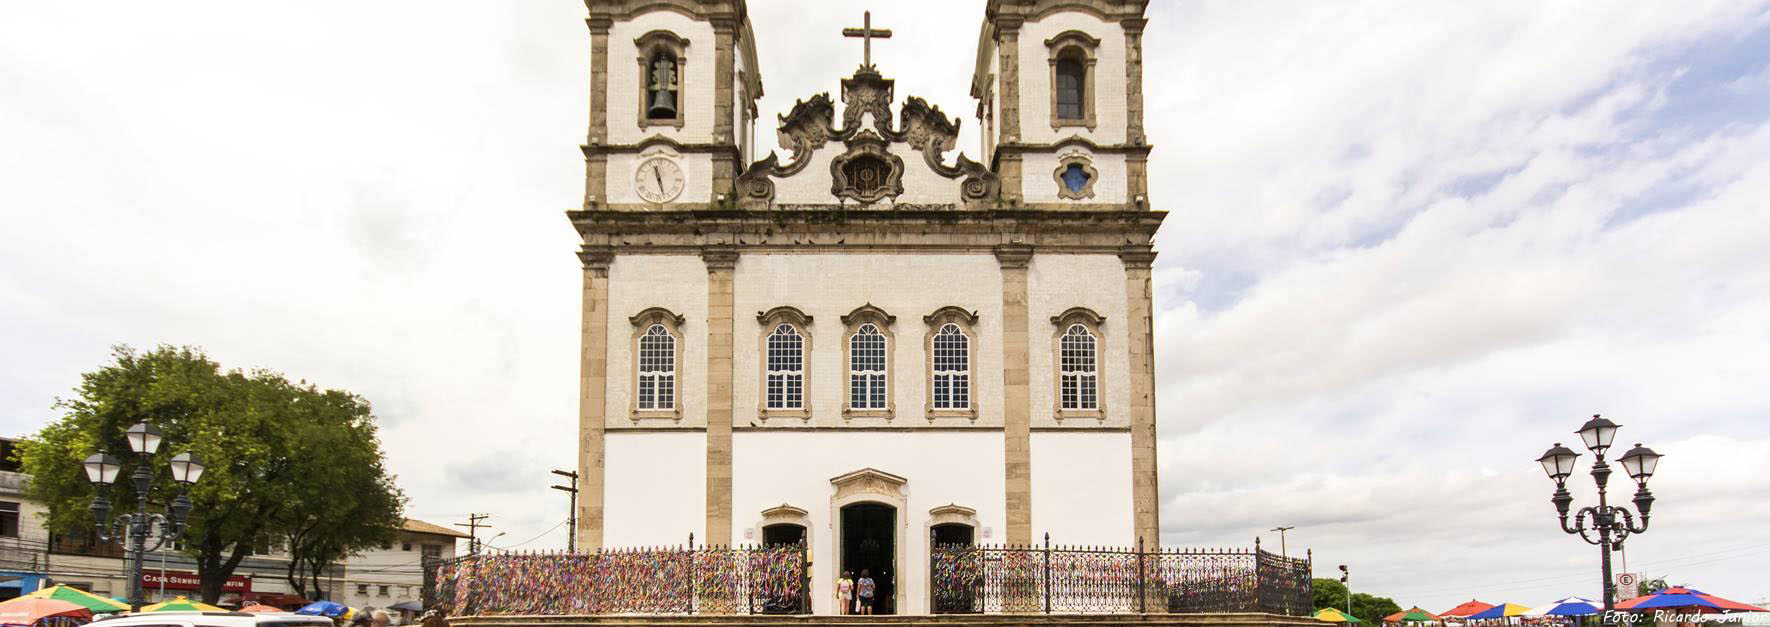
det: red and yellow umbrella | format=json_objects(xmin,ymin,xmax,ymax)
[{"xmin": 0, "ymin": 597, "xmax": 94, "ymax": 625}]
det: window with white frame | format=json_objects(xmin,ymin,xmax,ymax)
[
  {"xmin": 1059, "ymin": 323, "xmax": 1098, "ymax": 410},
  {"xmin": 637, "ymin": 324, "xmax": 676, "ymax": 410},
  {"xmin": 849, "ymin": 323, "xmax": 887, "ymax": 409},
  {"xmin": 766, "ymin": 324, "xmax": 805, "ymax": 409},
  {"xmin": 932, "ymin": 324, "xmax": 970, "ymax": 410}
]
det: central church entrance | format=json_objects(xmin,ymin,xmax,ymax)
[{"xmin": 840, "ymin": 503, "xmax": 896, "ymax": 614}]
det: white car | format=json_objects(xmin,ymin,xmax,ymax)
[{"xmin": 93, "ymin": 612, "xmax": 334, "ymax": 627}]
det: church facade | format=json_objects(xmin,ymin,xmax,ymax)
[{"xmin": 570, "ymin": 0, "xmax": 1160, "ymax": 615}]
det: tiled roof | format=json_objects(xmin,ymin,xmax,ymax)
[{"xmin": 402, "ymin": 518, "xmax": 470, "ymax": 538}]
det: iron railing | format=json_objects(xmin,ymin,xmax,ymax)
[
  {"xmin": 931, "ymin": 535, "xmax": 1311, "ymax": 615},
  {"xmin": 424, "ymin": 537, "xmax": 809, "ymax": 616}
]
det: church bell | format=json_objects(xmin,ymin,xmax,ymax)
[{"xmin": 648, "ymin": 90, "xmax": 676, "ymax": 119}]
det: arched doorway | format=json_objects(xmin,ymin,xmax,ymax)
[
  {"xmin": 840, "ymin": 502, "xmax": 896, "ymax": 615},
  {"xmin": 762, "ymin": 523, "xmax": 806, "ymax": 547}
]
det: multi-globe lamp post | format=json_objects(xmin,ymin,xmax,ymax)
[
  {"xmin": 82, "ymin": 422, "xmax": 206, "ymax": 611},
  {"xmin": 1536, "ymin": 415, "xmax": 1662, "ymax": 624}
]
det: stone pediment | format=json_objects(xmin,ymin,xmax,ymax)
[
  {"xmin": 829, "ymin": 467, "xmax": 908, "ymax": 501},
  {"xmin": 736, "ymin": 68, "xmax": 997, "ymax": 210}
]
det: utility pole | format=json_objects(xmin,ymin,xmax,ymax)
[
  {"xmin": 455, "ymin": 514, "xmax": 491, "ymax": 555},
  {"xmin": 551, "ymin": 469, "xmax": 580, "ymax": 552},
  {"xmin": 1270, "ymin": 526, "xmax": 1295, "ymax": 557}
]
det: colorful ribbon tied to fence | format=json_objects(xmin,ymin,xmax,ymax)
[{"xmin": 427, "ymin": 543, "xmax": 807, "ymax": 616}]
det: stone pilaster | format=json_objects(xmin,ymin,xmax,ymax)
[
  {"xmin": 996, "ymin": 18, "xmax": 1023, "ymax": 144},
  {"xmin": 1120, "ymin": 246, "xmax": 1160, "ymax": 548},
  {"xmin": 584, "ymin": 15, "xmax": 611, "ymax": 209},
  {"xmin": 710, "ymin": 18, "xmax": 738, "ymax": 200},
  {"xmin": 1122, "ymin": 18, "xmax": 1148, "ymax": 146},
  {"xmin": 702, "ymin": 246, "xmax": 739, "ymax": 545},
  {"xmin": 576, "ymin": 248, "xmax": 614, "ymax": 551},
  {"xmin": 995, "ymin": 245, "xmax": 1034, "ymax": 547},
  {"xmin": 998, "ymin": 153, "xmax": 1024, "ymax": 205}
]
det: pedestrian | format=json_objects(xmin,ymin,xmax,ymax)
[
  {"xmin": 370, "ymin": 610, "xmax": 391, "ymax": 627},
  {"xmin": 836, "ymin": 571, "xmax": 854, "ymax": 615},
  {"xmin": 856, "ymin": 569, "xmax": 875, "ymax": 615}
]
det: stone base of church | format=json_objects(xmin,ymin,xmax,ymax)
[{"xmin": 451, "ymin": 612, "xmax": 1323, "ymax": 627}]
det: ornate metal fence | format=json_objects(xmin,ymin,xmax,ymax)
[
  {"xmin": 423, "ymin": 540, "xmax": 808, "ymax": 616},
  {"xmin": 932, "ymin": 535, "xmax": 1311, "ymax": 615}
]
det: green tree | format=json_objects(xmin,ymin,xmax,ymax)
[
  {"xmin": 1638, "ymin": 576, "xmax": 1668, "ymax": 597},
  {"xmin": 19, "ymin": 345, "xmax": 405, "ymax": 603},
  {"xmin": 1313, "ymin": 577, "xmax": 1404, "ymax": 623}
]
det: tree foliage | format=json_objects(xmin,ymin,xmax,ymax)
[
  {"xmin": 1314, "ymin": 578, "xmax": 1406, "ymax": 624},
  {"xmin": 19, "ymin": 345, "xmax": 405, "ymax": 603}
]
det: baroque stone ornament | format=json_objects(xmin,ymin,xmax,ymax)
[
  {"xmin": 733, "ymin": 66, "xmax": 999, "ymax": 209},
  {"xmin": 830, "ymin": 131, "xmax": 905, "ymax": 203},
  {"xmin": 830, "ymin": 467, "xmax": 907, "ymax": 502}
]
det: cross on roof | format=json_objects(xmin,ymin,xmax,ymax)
[{"xmin": 842, "ymin": 10, "xmax": 893, "ymax": 69}]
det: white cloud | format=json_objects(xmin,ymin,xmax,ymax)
[{"xmin": 3, "ymin": 0, "xmax": 1769, "ymax": 612}]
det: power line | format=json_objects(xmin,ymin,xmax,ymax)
[{"xmin": 484, "ymin": 520, "xmax": 568, "ymax": 553}]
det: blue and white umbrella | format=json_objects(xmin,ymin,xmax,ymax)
[{"xmin": 1525, "ymin": 597, "xmax": 1600, "ymax": 617}]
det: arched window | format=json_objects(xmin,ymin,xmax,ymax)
[
  {"xmin": 1044, "ymin": 31, "xmax": 1099, "ymax": 130},
  {"xmin": 931, "ymin": 324, "xmax": 969, "ymax": 410},
  {"xmin": 925, "ymin": 306, "xmax": 980, "ymax": 419},
  {"xmin": 629, "ymin": 307, "xmax": 685, "ymax": 420},
  {"xmin": 1059, "ymin": 324, "xmax": 1098, "ymax": 411},
  {"xmin": 637, "ymin": 324, "xmax": 676, "ymax": 410},
  {"xmin": 766, "ymin": 324, "xmax": 805, "ymax": 410},
  {"xmin": 1055, "ymin": 53, "xmax": 1085, "ymax": 121},
  {"xmin": 849, "ymin": 323, "xmax": 887, "ymax": 410},
  {"xmin": 841, "ymin": 305, "xmax": 895, "ymax": 418}
]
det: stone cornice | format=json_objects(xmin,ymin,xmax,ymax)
[
  {"xmin": 986, "ymin": 0, "xmax": 1148, "ymax": 22},
  {"xmin": 567, "ymin": 209, "xmax": 1165, "ymax": 254},
  {"xmin": 582, "ymin": 141, "xmax": 742, "ymax": 158},
  {"xmin": 996, "ymin": 139, "xmax": 1154, "ymax": 156}
]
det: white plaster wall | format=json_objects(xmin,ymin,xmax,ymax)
[
  {"xmin": 1018, "ymin": 12, "xmax": 1129, "ymax": 146},
  {"xmin": 608, "ymin": 13, "xmax": 717, "ymax": 145},
  {"xmin": 606, "ymin": 255, "xmax": 710, "ymax": 428},
  {"xmin": 732, "ymin": 253, "xmax": 1005, "ymax": 427},
  {"xmin": 768, "ymin": 134, "xmax": 968, "ymax": 206},
  {"xmin": 1022, "ymin": 150, "xmax": 1128, "ymax": 204},
  {"xmin": 606, "ymin": 151, "xmax": 714, "ymax": 205},
  {"xmin": 731, "ymin": 431, "xmax": 1006, "ymax": 615},
  {"xmin": 604, "ymin": 431, "xmax": 707, "ymax": 546},
  {"xmin": 1030, "ymin": 432, "xmax": 1134, "ymax": 545},
  {"xmin": 1027, "ymin": 254, "xmax": 1130, "ymax": 428}
]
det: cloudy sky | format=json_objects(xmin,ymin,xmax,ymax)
[{"xmin": 4, "ymin": 0, "xmax": 1769, "ymax": 612}]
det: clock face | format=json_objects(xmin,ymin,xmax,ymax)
[{"xmin": 634, "ymin": 157, "xmax": 685, "ymax": 204}]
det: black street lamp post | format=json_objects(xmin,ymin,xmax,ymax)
[
  {"xmin": 83, "ymin": 422, "xmax": 206, "ymax": 611},
  {"xmin": 1537, "ymin": 414, "xmax": 1662, "ymax": 625}
]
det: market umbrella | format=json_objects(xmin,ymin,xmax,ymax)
[
  {"xmin": 1467, "ymin": 603, "xmax": 1530, "ymax": 620},
  {"xmin": 238, "ymin": 605, "xmax": 285, "ymax": 614},
  {"xmin": 21, "ymin": 587, "xmax": 129, "ymax": 614},
  {"xmin": 1616, "ymin": 588, "xmax": 1766, "ymax": 614},
  {"xmin": 1385, "ymin": 608, "xmax": 1442, "ymax": 623},
  {"xmin": 141, "ymin": 597, "xmax": 225, "ymax": 613},
  {"xmin": 1440, "ymin": 601, "xmax": 1495, "ymax": 619},
  {"xmin": 386, "ymin": 602, "xmax": 423, "ymax": 613},
  {"xmin": 0, "ymin": 598, "xmax": 94, "ymax": 625},
  {"xmin": 1318, "ymin": 608, "xmax": 1363, "ymax": 623},
  {"xmin": 295, "ymin": 602, "xmax": 349, "ymax": 618},
  {"xmin": 1526, "ymin": 597, "xmax": 1600, "ymax": 617}
]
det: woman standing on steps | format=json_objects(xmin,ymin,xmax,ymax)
[
  {"xmin": 856, "ymin": 569, "xmax": 876, "ymax": 615},
  {"xmin": 836, "ymin": 571, "xmax": 854, "ymax": 615}
]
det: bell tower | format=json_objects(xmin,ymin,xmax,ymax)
[
  {"xmin": 971, "ymin": 0, "xmax": 1150, "ymax": 211},
  {"xmin": 582, "ymin": 0, "xmax": 763, "ymax": 211}
]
